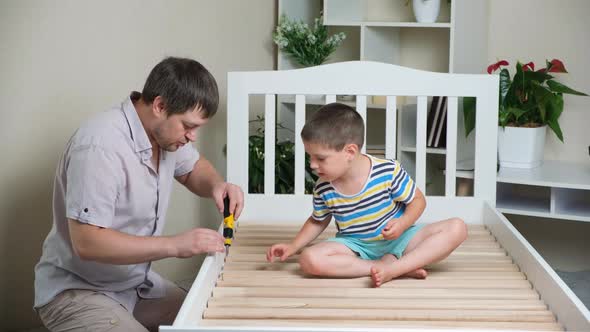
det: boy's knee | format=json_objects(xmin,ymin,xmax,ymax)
[
  {"xmin": 298, "ymin": 249, "xmax": 322, "ymax": 276},
  {"xmin": 449, "ymin": 217, "xmax": 468, "ymax": 242}
]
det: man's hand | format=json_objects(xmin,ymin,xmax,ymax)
[
  {"xmin": 172, "ymin": 228, "xmax": 225, "ymax": 258},
  {"xmin": 266, "ymin": 243, "xmax": 297, "ymax": 262},
  {"xmin": 381, "ymin": 219, "xmax": 407, "ymax": 240},
  {"xmin": 212, "ymin": 182, "xmax": 244, "ymax": 219}
]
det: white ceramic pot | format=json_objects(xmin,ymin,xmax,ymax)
[
  {"xmin": 412, "ymin": 0, "xmax": 441, "ymax": 23},
  {"xmin": 497, "ymin": 125, "xmax": 546, "ymax": 169}
]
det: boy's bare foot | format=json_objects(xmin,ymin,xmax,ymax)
[{"xmin": 370, "ymin": 254, "xmax": 427, "ymax": 287}]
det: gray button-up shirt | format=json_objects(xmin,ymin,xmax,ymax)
[{"xmin": 34, "ymin": 92, "xmax": 199, "ymax": 311}]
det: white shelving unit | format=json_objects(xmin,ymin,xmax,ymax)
[
  {"xmin": 456, "ymin": 161, "xmax": 590, "ymax": 222},
  {"xmin": 276, "ymin": 0, "xmax": 489, "ymax": 195}
]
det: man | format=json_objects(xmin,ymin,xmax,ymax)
[{"xmin": 34, "ymin": 57, "xmax": 243, "ymax": 332}]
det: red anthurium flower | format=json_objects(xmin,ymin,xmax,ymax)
[
  {"xmin": 487, "ymin": 60, "xmax": 509, "ymax": 74},
  {"xmin": 522, "ymin": 62, "xmax": 535, "ymax": 72},
  {"xmin": 547, "ymin": 59, "xmax": 567, "ymax": 73}
]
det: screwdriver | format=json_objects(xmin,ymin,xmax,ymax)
[{"xmin": 222, "ymin": 196, "xmax": 235, "ymax": 251}]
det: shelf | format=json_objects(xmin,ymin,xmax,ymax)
[
  {"xmin": 399, "ymin": 146, "xmax": 446, "ymax": 154},
  {"xmin": 325, "ymin": 21, "xmax": 451, "ymax": 28},
  {"xmin": 279, "ymin": 95, "xmax": 386, "ymax": 109},
  {"xmin": 456, "ymin": 161, "xmax": 590, "ymax": 223},
  {"xmin": 455, "ymin": 161, "xmax": 590, "ymax": 189},
  {"xmin": 496, "ymin": 183, "xmax": 551, "ymax": 215}
]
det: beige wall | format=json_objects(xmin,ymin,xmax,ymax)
[
  {"xmin": 487, "ymin": 0, "xmax": 590, "ymax": 272},
  {"xmin": 0, "ymin": 0, "xmax": 274, "ymax": 330},
  {"xmin": 2, "ymin": 0, "xmax": 589, "ymax": 330}
]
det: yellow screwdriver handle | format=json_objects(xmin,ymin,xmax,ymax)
[{"xmin": 223, "ymin": 197, "xmax": 234, "ymax": 246}]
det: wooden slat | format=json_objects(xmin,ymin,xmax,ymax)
[
  {"xmin": 234, "ymin": 229, "xmax": 493, "ymax": 239},
  {"xmin": 237, "ymin": 224, "xmax": 489, "ymax": 231},
  {"xmin": 212, "ymin": 287, "xmax": 538, "ymax": 300},
  {"xmin": 225, "ymin": 253, "xmax": 512, "ymax": 264},
  {"xmin": 207, "ymin": 297, "xmax": 547, "ymax": 311},
  {"xmin": 203, "ymin": 307, "xmax": 555, "ymax": 322},
  {"xmin": 231, "ymin": 237, "xmax": 497, "ymax": 247},
  {"xmin": 215, "ymin": 278, "xmax": 530, "ymax": 289},
  {"xmin": 222, "ymin": 261, "xmax": 520, "ymax": 272},
  {"xmin": 200, "ymin": 319, "xmax": 563, "ymax": 331},
  {"xmin": 220, "ymin": 270, "xmax": 527, "ymax": 280},
  {"xmin": 227, "ymin": 245, "xmax": 507, "ymax": 256}
]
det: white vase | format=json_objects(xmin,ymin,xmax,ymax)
[
  {"xmin": 497, "ymin": 126, "xmax": 546, "ymax": 169},
  {"xmin": 412, "ymin": 0, "xmax": 441, "ymax": 23}
]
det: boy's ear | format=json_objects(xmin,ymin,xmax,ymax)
[{"xmin": 343, "ymin": 143, "xmax": 359, "ymax": 159}]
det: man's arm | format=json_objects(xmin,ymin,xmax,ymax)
[
  {"xmin": 176, "ymin": 156, "xmax": 244, "ymax": 219},
  {"xmin": 69, "ymin": 219, "xmax": 225, "ymax": 264}
]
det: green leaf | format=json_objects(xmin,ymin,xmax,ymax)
[
  {"xmin": 505, "ymin": 107, "xmax": 527, "ymax": 123},
  {"xmin": 546, "ymin": 80, "xmax": 588, "ymax": 96},
  {"xmin": 547, "ymin": 119, "xmax": 564, "ymax": 142},
  {"xmin": 531, "ymin": 82, "xmax": 553, "ymax": 122},
  {"xmin": 498, "ymin": 68, "xmax": 511, "ymax": 107},
  {"xmin": 546, "ymin": 93, "xmax": 564, "ymax": 123},
  {"xmin": 462, "ymin": 97, "xmax": 476, "ymax": 137}
]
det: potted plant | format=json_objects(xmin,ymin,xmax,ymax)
[
  {"xmin": 273, "ymin": 13, "xmax": 346, "ymax": 68},
  {"xmin": 406, "ymin": 0, "xmax": 441, "ymax": 23},
  {"xmin": 246, "ymin": 116, "xmax": 318, "ymax": 194},
  {"xmin": 463, "ymin": 59, "xmax": 587, "ymax": 168}
]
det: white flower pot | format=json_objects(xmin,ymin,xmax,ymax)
[
  {"xmin": 412, "ymin": 0, "xmax": 441, "ymax": 23},
  {"xmin": 497, "ymin": 126, "xmax": 546, "ymax": 169}
]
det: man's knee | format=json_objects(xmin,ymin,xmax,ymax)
[{"xmin": 38, "ymin": 290, "xmax": 148, "ymax": 332}]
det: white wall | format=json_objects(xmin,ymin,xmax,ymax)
[
  {"xmin": 487, "ymin": 0, "xmax": 590, "ymax": 272},
  {"xmin": 0, "ymin": 1, "xmax": 275, "ymax": 330}
]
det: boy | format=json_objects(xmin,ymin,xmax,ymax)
[{"xmin": 266, "ymin": 102, "xmax": 467, "ymax": 287}]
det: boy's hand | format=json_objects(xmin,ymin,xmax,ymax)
[
  {"xmin": 266, "ymin": 243, "xmax": 296, "ymax": 262},
  {"xmin": 382, "ymin": 219, "xmax": 406, "ymax": 240}
]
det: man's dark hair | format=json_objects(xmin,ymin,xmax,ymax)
[
  {"xmin": 142, "ymin": 57, "xmax": 219, "ymax": 118},
  {"xmin": 301, "ymin": 102, "xmax": 365, "ymax": 151}
]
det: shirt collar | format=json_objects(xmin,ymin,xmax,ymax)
[{"xmin": 122, "ymin": 91, "xmax": 152, "ymax": 153}]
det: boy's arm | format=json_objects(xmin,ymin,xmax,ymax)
[
  {"xmin": 290, "ymin": 215, "xmax": 332, "ymax": 252},
  {"xmin": 267, "ymin": 215, "xmax": 331, "ymax": 262},
  {"xmin": 397, "ymin": 187, "xmax": 426, "ymax": 228},
  {"xmin": 382, "ymin": 187, "xmax": 426, "ymax": 240}
]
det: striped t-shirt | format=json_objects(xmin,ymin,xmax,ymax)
[{"xmin": 312, "ymin": 155, "xmax": 416, "ymax": 242}]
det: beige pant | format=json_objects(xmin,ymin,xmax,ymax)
[{"xmin": 37, "ymin": 282, "xmax": 186, "ymax": 332}]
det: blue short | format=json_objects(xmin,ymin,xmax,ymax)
[{"xmin": 326, "ymin": 224, "xmax": 425, "ymax": 260}]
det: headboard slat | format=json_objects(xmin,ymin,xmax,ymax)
[
  {"xmin": 263, "ymin": 94, "xmax": 276, "ymax": 195},
  {"xmin": 445, "ymin": 97, "xmax": 459, "ymax": 197},
  {"xmin": 385, "ymin": 96, "xmax": 397, "ymax": 160},
  {"xmin": 294, "ymin": 95, "xmax": 306, "ymax": 195},
  {"xmin": 415, "ymin": 96, "xmax": 428, "ymax": 192},
  {"xmin": 356, "ymin": 95, "xmax": 367, "ymax": 154}
]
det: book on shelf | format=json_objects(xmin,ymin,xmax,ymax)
[
  {"xmin": 426, "ymin": 96, "xmax": 442, "ymax": 147},
  {"xmin": 433, "ymin": 97, "xmax": 448, "ymax": 148}
]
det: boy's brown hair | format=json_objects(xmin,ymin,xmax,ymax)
[{"xmin": 301, "ymin": 102, "xmax": 364, "ymax": 151}]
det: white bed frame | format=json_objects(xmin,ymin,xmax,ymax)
[{"xmin": 162, "ymin": 62, "xmax": 590, "ymax": 331}]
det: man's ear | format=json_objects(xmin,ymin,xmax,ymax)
[{"xmin": 152, "ymin": 96, "xmax": 167, "ymax": 119}]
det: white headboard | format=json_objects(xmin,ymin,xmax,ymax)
[{"xmin": 226, "ymin": 61, "xmax": 498, "ymax": 223}]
